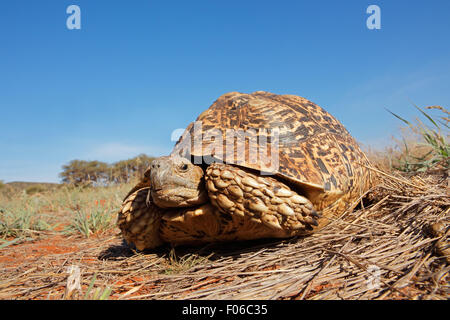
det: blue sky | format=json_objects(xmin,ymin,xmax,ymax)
[{"xmin": 0, "ymin": 0, "xmax": 449, "ymax": 183}]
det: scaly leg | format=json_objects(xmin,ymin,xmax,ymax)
[
  {"xmin": 117, "ymin": 186, "xmax": 165, "ymax": 250},
  {"xmin": 205, "ymin": 163, "xmax": 320, "ymax": 235}
]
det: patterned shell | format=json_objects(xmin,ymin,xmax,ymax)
[{"xmin": 171, "ymin": 91, "xmax": 374, "ymax": 209}]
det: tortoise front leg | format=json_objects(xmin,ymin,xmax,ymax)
[
  {"xmin": 117, "ymin": 186, "xmax": 165, "ymax": 250},
  {"xmin": 205, "ymin": 163, "xmax": 320, "ymax": 235}
]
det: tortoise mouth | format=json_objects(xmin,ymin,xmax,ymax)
[{"xmin": 151, "ymin": 185, "xmax": 208, "ymax": 208}]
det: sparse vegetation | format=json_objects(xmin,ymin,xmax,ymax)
[
  {"xmin": 386, "ymin": 105, "xmax": 449, "ymax": 173},
  {"xmin": 0, "ymin": 182, "xmax": 60, "ymax": 198},
  {"xmin": 0, "ymin": 178, "xmax": 135, "ymax": 240},
  {"xmin": 0, "ymin": 193, "xmax": 55, "ymax": 239}
]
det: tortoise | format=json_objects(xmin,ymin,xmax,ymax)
[{"xmin": 117, "ymin": 91, "xmax": 376, "ymax": 250}]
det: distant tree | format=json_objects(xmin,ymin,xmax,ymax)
[
  {"xmin": 0, "ymin": 180, "xmax": 4, "ymax": 189},
  {"xmin": 110, "ymin": 154, "xmax": 155, "ymax": 183},
  {"xmin": 128, "ymin": 154, "xmax": 155, "ymax": 178},
  {"xmin": 60, "ymin": 154, "xmax": 155, "ymax": 185},
  {"xmin": 60, "ymin": 160, "xmax": 109, "ymax": 185},
  {"xmin": 110, "ymin": 159, "xmax": 131, "ymax": 183}
]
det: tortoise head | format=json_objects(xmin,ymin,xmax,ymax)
[{"xmin": 149, "ymin": 156, "xmax": 208, "ymax": 208}]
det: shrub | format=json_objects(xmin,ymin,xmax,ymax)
[{"xmin": 25, "ymin": 184, "xmax": 47, "ymax": 195}]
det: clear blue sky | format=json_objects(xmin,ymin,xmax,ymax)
[{"xmin": 1, "ymin": 0, "xmax": 449, "ymax": 183}]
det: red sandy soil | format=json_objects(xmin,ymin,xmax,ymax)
[{"xmin": 0, "ymin": 236, "xmax": 79, "ymax": 267}]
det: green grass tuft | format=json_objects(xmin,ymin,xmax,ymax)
[
  {"xmin": 163, "ymin": 248, "xmax": 213, "ymax": 275},
  {"xmin": 65, "ymin": 207, "xmax": 116, "ymax": 238},
  {"xmin": 387, "ymin": 105, "xmax": 449, "ymax": 173},
  {"xmin": 82, "ymin": 272, "xmax": 112, "ymax": 300}
]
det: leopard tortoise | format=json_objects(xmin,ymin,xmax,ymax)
[{"xmin": 117, "ymin": 91, "xmax": 376, "ymax": 250}]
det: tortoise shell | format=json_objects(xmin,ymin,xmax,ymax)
[{"xmin": 171, "ymin": 91, "xmax": 375, "ymax": 212}]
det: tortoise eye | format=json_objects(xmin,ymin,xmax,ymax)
[{"xmin": 180, "ymin": 164, "xmax": 189, "ymax": 171}]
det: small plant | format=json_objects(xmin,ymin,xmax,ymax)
[
  {"xmin": 65, "ymin": 207, "xmax": 116, "ymax": 237},
  {"xmin": 387, "ymin": 105, "xmax": 449, "ymax": 173},
  {"xmin": 83, "ymin": 272, "xmax": 112, "ymax": 300},
  {"xmin": 163, "ymin": 248, "xmax": 213, "ymax": 274}
]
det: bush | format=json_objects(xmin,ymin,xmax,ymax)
[{"xmin": 25, "ymin": 184, "xmax": 47, "ymax": 195}]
